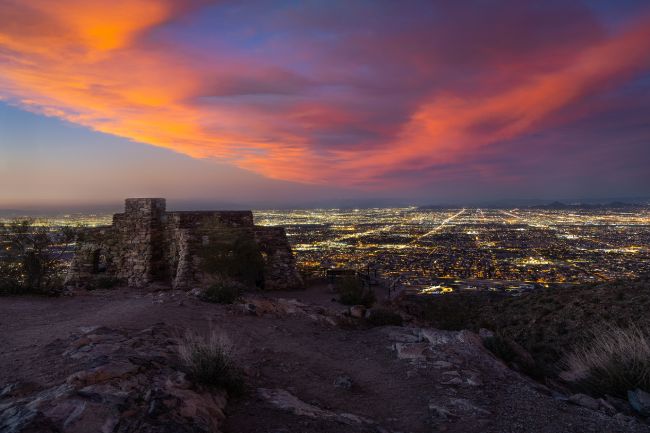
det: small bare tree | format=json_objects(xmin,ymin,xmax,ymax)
[{"xmin": 0, "ymin": 219, "xmax": 79, "ymax": 295}]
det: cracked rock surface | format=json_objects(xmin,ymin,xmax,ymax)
[{"xmin": 0, "ymin": 323, "xmax": 226, "ymax": 433}]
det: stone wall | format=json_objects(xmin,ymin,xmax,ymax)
[
  {"xmin": 112, "ymin": 198, "xmax": 167, "ymax": 287},
  {"xmin": 162, "ymin": 210, "xmax": 256, "ymax": 289},
  {"xmin": 65, "ymin": 227, "xmax": 117, "ymax": 286},
  {"xmin": 65, "ymin": 198, "xmax": 303, "ymax": 291},
  {"xmin": 254, "ymin": 226, "xmax": 304, "ymax": 290}
]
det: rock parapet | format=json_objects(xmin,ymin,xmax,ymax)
[{"xmin": 66, "ymin": 198, "xmax": 303, "ymax": 291}]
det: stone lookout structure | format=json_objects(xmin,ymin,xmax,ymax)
[{"xmin": 66, "ymin": 198, "xmax": 303, "ymax": 290}]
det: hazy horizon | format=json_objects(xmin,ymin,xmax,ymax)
[{"xmin": 2, "ymin": 196, "xmax": 649, "ymax": 216}]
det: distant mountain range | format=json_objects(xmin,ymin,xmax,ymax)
[
  {"xmin": 418, "ymin": 201, "xmax": 648, "ymax": 210},
  {"xmin": 529, "ymin": 201, "xmax": 644, "ymax": 210}
]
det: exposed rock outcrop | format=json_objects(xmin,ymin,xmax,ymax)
[
  {"xmin": 257, "ymin": 388, "xmax": 375, "ymax": 426},
  {"xmin": 0, "ymin": 324, "xmax": 227, "ymax": 433}
]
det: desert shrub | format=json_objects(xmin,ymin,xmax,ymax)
[
  {"xmin": 562, "ymin": 325, "xmax": 650, "ymax": 397},
  {"xmin": 337, "ymin": 276, "xmax": 375, "ymax": 307},
  {"xmin": 201, "ymin": 282, "xmax": 240, "ymax": 304},
  {"xmin": 177, "ymin": 331, "xmax": 244, "ymax": 396},
  {"xmin": 367, "ymin": 308, "xmax": 403, "ymax": 326}
]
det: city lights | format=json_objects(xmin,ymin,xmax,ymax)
[{"xmin": 255, "ymin": 207, "xmax": 650, "ymax": 294}]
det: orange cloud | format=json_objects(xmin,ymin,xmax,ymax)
[{"xmin": 1, "ymin": 1, "xmax": 650, "ymax": 188}]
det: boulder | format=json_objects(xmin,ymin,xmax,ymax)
[
  {"xmin": 597, "ymin": 398, "xmax": 617, "ymax": 416},
  {"xmin": 257, "ymin": 388, "xmax": 373, "ymax": 425},
  {"xmin": 394, "ymin": 342, "xmax": 429, "ymax": 360},
  {"xmin": 333, "ymin": 375, "xmax": 353, "ymax": 390},
  {"xmin": 440, "ymin": 377, "xmax": 464, "ymax": 386},
  {"xmin": 387, "ymin": 331, "xmax": 420, "ymax": 343},
  {"xmin": 613, "ymin": 412, "xmax": 635, "ymax": 424},
  {"xmin": 349, "ymin": 305, "xmax": 366, "ymax": 319},
  {"xmin": 569, "ymin": 393, "xmax": 600, "ymax": 411},
  {"xmin": 428, "ymin": 403, "xmax": 455, "ymax": 419},
  {"xmin": 627, "ymin": 389, "xmax": 650, "ymax": 417},
  {"xmin": 449, "ymin": 398, "xmax": 491, "ymax": 415},
  {"xmin": 478, "ymin": 328, "xmax": 494, "ymax": 339},
  {"xmin": 604, "ymin": 395, "xmax": 634, "ymax": 414},
  {"xmin": 66, "ymin": 360, "xmax": 139, "ymax": 386},
  {"xmin": 419, "ymin": 328, "xmax": 452, "ymax": 346}
]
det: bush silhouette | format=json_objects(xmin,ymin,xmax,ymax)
[
  {"xmin": 201, "ymin": 282, "xmax": 240, "ymax": 304},
  {"xmin": 337, "ymin": 275, "xmax": 375, "ymax": 307}
]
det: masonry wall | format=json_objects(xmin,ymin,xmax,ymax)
[
  {"xmin": 65, "ymin": 198, "xmax": 303, "ymax": 291},
  {"xmin": 254, "ymin": 226, "xmax": 304, "ymax": 290},
  {"xmin": 65, "ymin": 227, "xmax": 118, "ymax": 286},
  {"xmin": 111, "ymin": 198, "xmax": 167, "ymax": 287}
]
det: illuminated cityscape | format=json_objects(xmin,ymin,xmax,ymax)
[
  {"xmin": 255, "ymin": 207, "xmax": 650, "ymax": 294},
  {"xmin": 3, "ymin": 207, "xmax": 650, "ymax": 294}
]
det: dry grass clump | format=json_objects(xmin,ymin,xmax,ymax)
[
  {"xmin": 177, "ymin": 330, "xmax": 244, "ymax": 396},
  {"xmin": 562, "ymin": 325, "xmax": 650, "ymax": 397}
]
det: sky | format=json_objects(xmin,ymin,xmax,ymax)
[{"xmin": 1, "ymin": 0, "xmax": 650, "ymax": 209}]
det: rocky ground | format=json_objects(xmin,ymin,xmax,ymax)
[
  {"xmin": 1, "ymin": 285, "xmax": 648, "ymax": 433},
  {"xmin": 0, "ymin": 324, "xmax": 226, "ymax": 433}
]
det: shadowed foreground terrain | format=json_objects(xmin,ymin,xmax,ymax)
[
  {"xmin": 399, "ymin": 275, "xmax": 650, "ymax": 376},
  {"xmin": 1, "ymin": 285, "xmax": 648, "ymax": 433}
]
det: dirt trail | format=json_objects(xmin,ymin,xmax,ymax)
[{"xmin": 1, "ymin": 287, "xmax": 647, "ymax": 433}]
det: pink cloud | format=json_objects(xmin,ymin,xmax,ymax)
[{"xmin": 1, "ymin": 1, "xmax": 649, "ymax": 189}]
